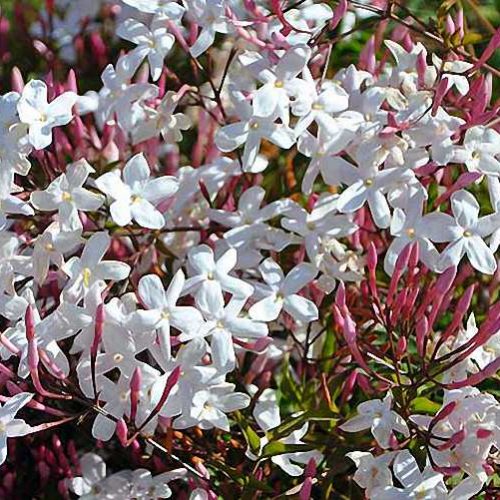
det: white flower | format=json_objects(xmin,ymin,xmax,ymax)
[
  {"xmin": 0, "ymin": 392, "xmax": 34, "ymax": 465},
  {"xmin": 98, "ymin": 56, "xmax": 159, "ymax": 131},
  {"xmin": 271, "ymin": 423, "xmax": 323, "ymax": 477},
  {"xmin": 96, "ymin": 153, "xmax": 178, "ymax": 230},
  {"xmin": 215, "ymin": 91, "xmax": 295, "ymax": 172},
  {"xmin": 185, "ymin": 0, "xmax": 232, "ymax": 58},
  {"xmin": 249, "ymin": 258, "xmax": 318, "ymax": 323},
  {"xmin": 327, "ymin": 158, "xmax": 413, "ymax": 228},
  {"xmin": 17, "ymin": 80, "xmax": 77, "ymax": 150},
  {"xmin": 431, "ymin": 55, "xmax": 474, "ymax": 96},
  {"xmin": 346, "ymin": 451, "xmax": 395, "ymax": 495},
  {"xmin": 372, "ymin": 450, "xmax": 447, "ymax": 499},
  {"xmin": 384, "ymin": 193, "xmax": 439, "ymax": 274},
  {"xmin": 183, "ymin": 244, "xmax": 254, "ymax": 308},
  {"xmin": 241, "ymin": 46, "xmax": 311, "ymax": 125},
  {"xmin": 297, "ymin": 125, "xmax": 356, "ymax": 194},
  {"xmin": 122, "ymin": 0, "xmax": 184, "ymax": 16},
  {"xmin": 30, "ymin": 159, "xmax": 104, "ymax": 232},
  {"xmin": 130, "ymin": 270, "xmax": 203, "ymax": 359},
  {"xmin": 132, "ymin": 91, "xmax": 192, "ymax": 145},
  {"xmin": 32, "ymin": 222, "xmax": 81, "ymax": 285},
  {"xmin": 460, "ymin": 126, "xmax": 500, "ymax": 176},
  {"xmin": 62, "ymin": 231, "xmax": 131, "ymax": 302},
  {"xmin": 340, "ymin": 393, "xmax": 409, "ymax": 449},
  {"xmin": 174, "ymin": 383, "xmax": 250, "ymax": 431},
  {"xmin": 117, "ymin": 17, "xmax": 176, "ymax": 81},
  {"xmin": 190, "ymin": 293, "xmax": 267, "ymax": 371},
  {"xmin": 427, "ymin": 190, "xmax": 499, "ymax": 274}
]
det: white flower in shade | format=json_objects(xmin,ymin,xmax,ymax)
[
  {"xmin": 297, "ymin": 126, "xmax": 356, "ymax": 194},
  {"xmin": 346, "ymin": 451, "xmax": 396, "ymax": 495},
  {"xmin": 459, "ymin": 126, "xmax": 500, "ymax": 176},
  {"xmin": 0, "ymin": 392, "xmax": 34, "ymax": 465},
  {"xmin": 183, "ymin": 244, "xmax": 254, "ymax": 309},
  {"xmin": 249, "ymin": 258, "xmax": 318, "ymax": 323},
  {"xmin": 372, "ymin": 450, "xmax": 447, "ymax": 499},
  {"xmin": 129, "ymin": 270, "xmax": 204, "ymax": 359},
  {"xmin": 32, "ymin": 222, "xmax": 82, "ymax": 285},
  {"xmin": 122, "ymin": 0, "xmax": 185, "ymax": 17},
  {"xmin": 96, "ymin": 153, "xmax": 178, "ymax": 230},
  {"xmin": 431, "ymin": 55, "xmax": 474, "ymax": 95},
  {"xmin": 185, "ymin": 0, "xmax": 232, "ymax": 58},
  {"xmin": 17, "ymin": 80, "xmax": 77, "ymax": 150},
  {"xmin": 292, "ymin": 81, "xmax": 350, "ymax": 137},
  {"xmin": 117, "ymin": 17, "xmax": 176, "ymax": 81},
  {"xmin": 67, "ymin": 453, "xmax": 132, "ymax": 499},
  {"xmin": 0, "ymin": 185, "xmax": 34, "ymax": 230},
  {"xmin": 132, "ymin": 91, "xmax": 192, "ymax": 145},
  {"xmin": 340, "ymin": 393, "xmax": 409, "ymax": 449},
  {"xmin": 30, "ymin": 159, "xmax": 104, "ymax": 232},
  {"xmin": 98, "ymin": 56, "xmax": 159, "ymax": 132},
  {"xmin": 62, "ymin": 232, "xmax": 131, "ymax": 302},
  {"xmin": 426, "ymin": 190, "xmax": 499, "ymax": 274},
  {"xmin": 271, "ymin": 424, "xmax": 323, "ymax": 477}
]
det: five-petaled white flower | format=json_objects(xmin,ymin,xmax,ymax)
[
  {"xmin": 17, "ymin": 80, "xmax": 77, "ymax": 150},
  {"xmin": 30, "ymin": 159, "xmax": 105, "ymax": 232},
  {"xmin": 340, "ymin": 393, "xmax": 409, "ymax": 449},
  {"xmin": 96, "ymin": 153, "xmax": 178, "ymax": 230}
]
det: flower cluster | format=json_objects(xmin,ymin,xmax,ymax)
[{"xmin": 0, "ymin": 0, "xmax": 498, "ymax": 498}]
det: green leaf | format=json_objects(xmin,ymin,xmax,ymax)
[
  {"xmin": 410, "ymin": 397, "xmax": 441, "ymax": 415},
  {"xmin": 462, "ymin": 33, "xmax": 483, "ymax": 45},
  {"xmin": 261, "ymin": 441, "xmax": 315, "ymax": 459},
  {"xmin": 234, "ymin": 411, "xmax": 261, "ymax": 455},
  {"xmin": 266, "ymin": 408, "xmax": 338, "ymax": 442}
]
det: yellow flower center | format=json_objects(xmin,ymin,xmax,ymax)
[
  {"xmin": 61, "ymin": 191, "xmax": 72, "ymax": 202},
  {"xmin": 82, "ymin": 267, "xmax": 92, "ymax": 287}
]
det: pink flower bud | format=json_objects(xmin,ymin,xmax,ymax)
[{"xmin": 115, "ymin": 419, "xmax": 129, "ymax": 447}]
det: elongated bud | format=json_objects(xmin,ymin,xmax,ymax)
[
  {"xmin": 25, "ymin": 304, "xmax": 36, "ymax": 342},
  {"xmin": 129, "ymin": 367, "xmax": 142, "ymax": 423},
  {"xmin": 455, "ymin": 9, "xmax": 464, "ymax": 38},
  {"xmin": 437, "ymin": 428, "xmax": 465, "ymax": 450},
  {"xmin": 387, "ymin": 243, "xmax": 412, "ymax": 306},
  {"xmin": 66, "ymin": 69, "xmax": 78, "ymax": 93},
  {"xmin": 416, "ymin": 52, "xmax": 427, "ymax": 88},
  {"xmin": 444, "ymin": 356, "xmax": 500, "ymax": 389},
  {"xmin": 472, "ymin": 27, "xmax": 500, "ymax": 70},
  {"xmin": 330, "ymin": 0, "xmax": 347, "ymax": 30},
  {"xmin": 416, "ymin": 316, "xmax": 428, "ymax": 357},
  {"xmin": 430, "ymin": 401, "xmax": 456, "ymax": 429},
  {"xmin": 432, "ymin": 77, "xmax": 449, "ymax": 115},
  {"xmin": 11, "ymin": 66, "xmax": 24, "ymax": 92},
  {"xmin": 445, "ymin": 14, "xmax": 455, "ymax": 35},
  {"xmin": 396, "ymin": 336, "xmax": 407, "ymax": 359},
  {"xmin": 442, "ymin": 284, "xmax": 475, "ymax": 341},
  {"xmin": 115, "ymin": 419, "xmax": 129, "ymax": 447},
  {"xmin": 138, "ymin": 366, "xmax": 181, "ymax": 432},
  {"xmin": 299, "ymin": 458, "xmax": 317, "ymax": 500},
  {"xmin": 91, "ymin": 303, "xmax": 104, "ymax": 358}
]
